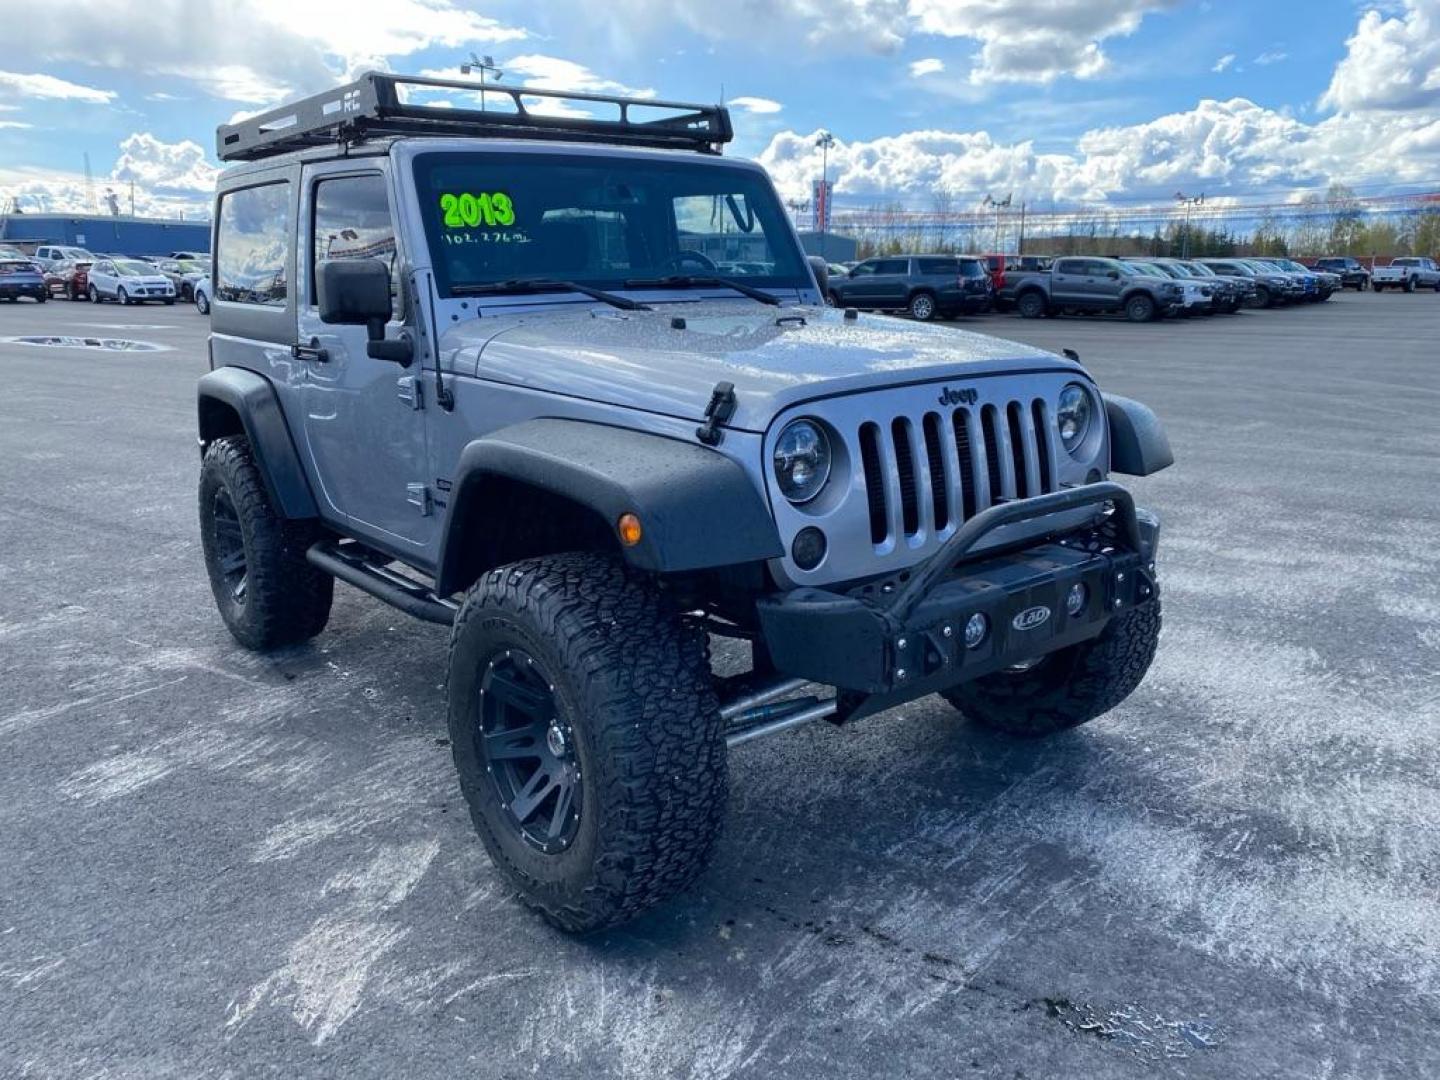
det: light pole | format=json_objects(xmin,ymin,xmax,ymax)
[
  {"xmin": 1175, "ymin": 191, "xmax": 1205, "ymax": 258},
  {"xmin": 816, "ymin": 131, "xmax": 835, "ymax": 260},
  {"xmin": 461, "ymin": 53, "xmax": 503, "ymax": 108},
  {"xmin": 982, "ymin": 193, "xmax": 1011, "ymax": 253}
]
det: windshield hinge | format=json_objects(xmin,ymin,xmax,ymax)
[{"xmin": 696, "ymin": 381, "xmax": 737, "ymax": 447}]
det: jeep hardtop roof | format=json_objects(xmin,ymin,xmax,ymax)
[{"xmin": 217, "ymin": 72, "xmax": 733, "ymax": 164}]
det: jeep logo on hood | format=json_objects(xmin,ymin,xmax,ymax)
[
  {"xmin": 1011, "ymin": 605, "xmax": 1051, "ymax": 632},
  {"xmin": 938, "ymin": 386, "xmax": 978, "ymax": 407}
]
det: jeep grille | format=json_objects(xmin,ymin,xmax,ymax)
[{"xmin": 857, "ymin": 398, "xmax": 1057, "ymax": 547}]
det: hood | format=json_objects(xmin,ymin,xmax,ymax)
[{"xmin": 441, "ymin": 301, "xmax": 1078, "ymax": 432}]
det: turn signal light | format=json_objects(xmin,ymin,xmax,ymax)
[{"xmin": 617, "ymin": 513, "xmax": 644, "ymax": 547}]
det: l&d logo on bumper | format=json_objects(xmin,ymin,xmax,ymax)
[{"xmin": 1011, "ymin": 605, "xmax": 1052, "ymax": 631}]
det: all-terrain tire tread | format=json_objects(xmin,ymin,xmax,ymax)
[
  {"xmin": 199, "ymin": 435, "xmax": 332, "ymax": 650},
  {"xmin": 448, "ymin": 553, "xmax": 726, "ymax": 932},
  {"xmin": 941, "ymin": 596, "xmax": 1161, "ymax": 737}
]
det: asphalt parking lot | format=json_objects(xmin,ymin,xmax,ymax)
[{"xmin": 2, "ymin": 291, "xmax": 1437, "ymax": 1079}]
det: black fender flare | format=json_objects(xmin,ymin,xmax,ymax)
[
  {"xmin": 1104, "ymin": 394, "xmax": 1173, "ymax": 476},
  {"xmin": 435, "ymin": 419, "xmax": 783, "ymax": 593},
  {"xmin": 196, "ymin": 367, "xmax": 318, "ymax": 519}
]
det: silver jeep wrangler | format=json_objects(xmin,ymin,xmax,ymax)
[{"xmin": 197, "ymin": 73, "xmax": 1172, "ymax": 931}]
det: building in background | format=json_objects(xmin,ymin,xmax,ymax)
[{"xmin": 0, "ymin": 213, "xmax": 210, "ymax": 256}]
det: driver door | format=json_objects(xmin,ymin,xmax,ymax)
[{"xmin": 296, "ymin": 167, "xmax": 434, "ymax": 554}]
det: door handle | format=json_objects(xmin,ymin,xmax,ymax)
[{"xmin": 292, "ymin": 337, "xmax": 329, "ymax": 363}]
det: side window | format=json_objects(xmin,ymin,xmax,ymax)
[
  {"xmin": 917, "ymin": 257, "xmax": 959, "ymax": 275},
  {"xmin": 312, "ymin": 173, "xmax": 398, "ymax": 311},
  {"xmin": 216, "ymin": 182, "xmax": 290, "ymax": 306},
  {"xmin": 849, "ymin": 261, "xmax": 876, "ymax": 278},
  {"xmin": 874, "ymin": 259, "xmax": 908, "ymax": 275}
]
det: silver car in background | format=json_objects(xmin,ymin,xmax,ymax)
[{"xmin": 85, "ymin": 258, "xmax": 178, "ymax": 305}]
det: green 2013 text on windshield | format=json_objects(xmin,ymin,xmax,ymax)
[{"xmin": 439, "ymin": 192, "xmax": 515, "ymax": 228}]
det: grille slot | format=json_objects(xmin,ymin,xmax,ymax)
[
  {"xmin": 981, "ymin": 405, "xmax": 1004, "ymax": 501},
  {"xmin": 1007, "ymin": 402, "xmax": 1029, "ymax": 499},
  {"xmin": 891, "ymin": 417, "xmax": 920, "ymax": 537},
  {"xmin": 1032, "ymin": 399, "xmax": 1052, "ymax": 493},
  {"xmin": 856, "ymin": 394, "xmax": 1060, "ymax": 551},
  {"xmin": 922, "ymin": 412, "xmax": 949, "ymax": 532},
  {"xmin": 859, "ymin": 422, "xmax": 887, "ymax": 545}
]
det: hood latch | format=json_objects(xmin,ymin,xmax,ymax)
[{"xmin": 696, "ymin": 381, "xmax": 737, "ymax": 446}]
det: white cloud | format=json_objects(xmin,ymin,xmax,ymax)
[
  {"xmin": 755, "ymin": 96, "xmax": 1440, "ymax": 205},
  {"xmin": 909, "ymin": 0, "xmax": 1179, "ymax": 83},
  {"xmin": 0, "ymin": 70, "xmax": 115, "ymax": 104},
  {"xmin": 1322, "ymin": 0, "xmax": 1440, "ymax": 112},
  {"xmin": 7, "ymin": 0, "xmax": 525, "ymax": 106},
  {"xmin": 1254, "ymin": 49, "xmax": 1288, "ymax": 66},
  {"xmin": 0, "ymin": 160, "xmax": 208, "ymax": 219},
  {"xmin": 729, "ymin": 96, "xmax": 783, "ymax": 114},
  {"xmin": 0, "ymin": 120, "xmax": 33, "ymax": 130},
  {"xmin": 111, "ymin": 133, "xmax": 220, "ymax": 196},
  {"xmin": 910, "ymin": 58, "xmax": 946, "ymax": 77},
  {"xmin": 500, "ymin": 55, "xmax": 652, "ymax": 97},
  {"xmin": 1212, "ymin": 53, "xmax": 1235, "ymax": 73}
]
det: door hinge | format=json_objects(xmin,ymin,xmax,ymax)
[
  {"xmin": 397, "ymin": 374, "xmax": 424, "ymax": 410},
  {"xmin": 406, "ymin": 483, "xmax": 433, "ymax": 516}
]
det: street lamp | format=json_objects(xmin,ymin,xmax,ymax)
[
  {"xmin": 1175, "ymin": 191, "xmax": 1205, "ymax": 258},
  {"xmin": 815, "ymin": 131, "xmax": 836, "ymax": 260},
  {"xmin": 982, "ymin": 193, "xmax": 1011, "ymax": 253},
  {"xmin": 461, "ymin": 53, "xmax": 503, "ymax": 108}
]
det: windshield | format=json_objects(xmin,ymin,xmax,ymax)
[
  {"xmin": 1186, "ymin": 262, "xmax": 1215, "ymax": 277},
  {"xmin": 116, "ymin": 260, "xmax": 154, "ymax": 275},
  {"xmin": 1127, "ymin": 263, "xmax": 1164, "ymax": 277},
  {"xmin": 414, "ymin": 152, "xmax": 808, "ymax": 297}
]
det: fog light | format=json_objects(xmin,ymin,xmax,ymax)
[
  {"xmin": 964, "ymin": 612, "xmax": 988, "ymax": 649},
  {"xmin": 791, "ymin": 526, "xmax": 827, "ymax": 571},
  {"xmin": 1065, "ymin": 582, "xmax": 1087, "ymax": 616}
]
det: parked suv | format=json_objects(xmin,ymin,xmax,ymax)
[
  {"xmin": 826, "ymin": 253, "xmax": 993, "ymax": 319},
  {"xmin": 86, "ymin": 258, "xmax": 177, "ymax": 304},
  {"xmin": 198, "ymin": 73, "xmax": 1171, "ymax": 932},
  {"xmin": 1009, "ymin": 256, "xmax": 1181, "ymax": 321},
  {"xmin": 1199, "ymin": 259, "xmax": 1292, "ymax": 308},
  {"xmin": 1311, "ymin": 257, "xmax": 1369, "ymax": 291}
]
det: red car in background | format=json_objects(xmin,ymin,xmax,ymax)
[{"xmin": 44, "ymin": 260, "xmax": 93, "ymax": 300}]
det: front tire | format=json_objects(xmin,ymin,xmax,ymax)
[
  {"xmin": 88, "ymin": 284, "xmax": 101, "ymax": 303},
  {"xmin": 1016, "ymin": 291, "xmax": 1047, "ymax": 319},
  {"xmin": 941, "ymin": 598, "xmax": 1161, "ymax": 737},
  {"xmin": 1125, "ymin": 294, "xmax": 1156, "ymax": 322},
  {"xmin": 198, "ymin": 436, "xmax": 333, "ymax": 651},
  {"xmin": 118, "ymin": 286, "xmax": 131, "ymax": 305},
  {"xmin": 447, "ymin": 553, "xmax": 727, "ymax": 933}
]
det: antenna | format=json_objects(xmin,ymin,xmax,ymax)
[{"xmin": 83, "ymin": 152, "xmax": 96, "ymax": 213}]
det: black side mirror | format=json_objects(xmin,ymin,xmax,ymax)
[
  {"xmin": 807, "ymin": 255, "xmax": 829, "ymax": 295},
  {"xmin": 1107, "ymin": 270, "xmax": 1120, "ymax": 279},
  {"xmin": 318, "ymin": 258, "xmax": 392, "ymax": 333}
]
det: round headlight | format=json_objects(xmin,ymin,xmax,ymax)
[
  {"xmin": 773, "ymin": 420, "xmax": 832, "ymax": 504},
  {"xmin": 1057, "ymin": 383, "xmax": 1093, "ymax": 454}
]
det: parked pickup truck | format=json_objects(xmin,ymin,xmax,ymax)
[
  {"xmin": 1009, "ymin": 256, "xmax": 1182, "ymax": 322},
  {"xmin": 1371, "ymin": 257, "xmax": 1440, "ymax": 292}
]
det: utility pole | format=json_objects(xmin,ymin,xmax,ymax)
[
  {"xmin": 129, "ymin": 179, "xmax": 135, "ymax": 217},
  {"xmin": 461, "ymin": 53, "xmax": 503, "ymax": 109},
  {"xmin": 1175, "ymin": 191, "xmax": 1205, "ymax": 258},
  {"xmin": 1017, "ymin": 201, "xmax": 1026, "ymax": 256},
  {"xmin": 815, "ymin": 130, "xmax": 835, "ymax": 261}
]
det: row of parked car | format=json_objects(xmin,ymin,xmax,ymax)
[
  {"xmin": 817, "ymin": 251, "xmax": 1437, "ymax": 324},
  {"xmin": 0, "ymin": 244, "xmax": 210, "ymax": 306}
]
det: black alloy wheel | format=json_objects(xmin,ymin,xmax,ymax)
[
  {"xmin": 476, "ymin": 648, "xmax": 581, "ymax": 853},
  {"xmin": 210, "ymin": 487, "xmax": 248, "ymax": 607}
]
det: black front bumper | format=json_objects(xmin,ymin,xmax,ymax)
[{"xmin": 756, "ymin": 483, "xmax": 1159, "ymax": 721}]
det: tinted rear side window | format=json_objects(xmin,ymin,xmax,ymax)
[
  {"xmin": 216, "ymin": 182, "xmax": 290, "ymax": 306},
  {"xmin": 873, "ymin": 259, "xmax": 908, "ymax": 275},
  {"xmin": 917, "ymin": 257, "xmax": 960, "ymax": 274}
]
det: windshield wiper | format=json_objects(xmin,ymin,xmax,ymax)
[
  {"xmin": 622, "ymin": 274, "xmax": 781, "ymax": 306},
  {"xmin": 450, "ymin": 278, "xmax": 651, "ymax": 311}
]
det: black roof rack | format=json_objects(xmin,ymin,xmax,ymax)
[{"xmin": 217, "ymin": 72, "xmax": 733, "ymax": 163}]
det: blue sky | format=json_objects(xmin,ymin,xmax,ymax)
[{"xmin": 2, "ymin": 1, "xmax": 1438, "ymax": 217}]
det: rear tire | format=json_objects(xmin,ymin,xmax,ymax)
[
  {"xmin": 1404, "ymin": 276, "xmax": 1416, "ymax": 293},
  {"xmin": 908, "ymin": 291, "xmax": 937, "ymax": 321},
  {"xmin": 941, "ymin": 597, "xmax": 1161, "ymax": 737},
  {"xmin": 1016, "ymin": 291, "xmax": 1046, "ymax": 319},
  {"xmin": 196, "ymin": 290, "xmax": 210, "ymax": 315},
  {"xmin": 198, "ymin": 436, "xmax": 333, "ymax": 651},
  {"xmin": 1125, "ymin": 294, "xmax": 1156, "ymax": 322},
  {"xmin": 447, "ymin": 553, "xmax": 727, "ymax": 932}
]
